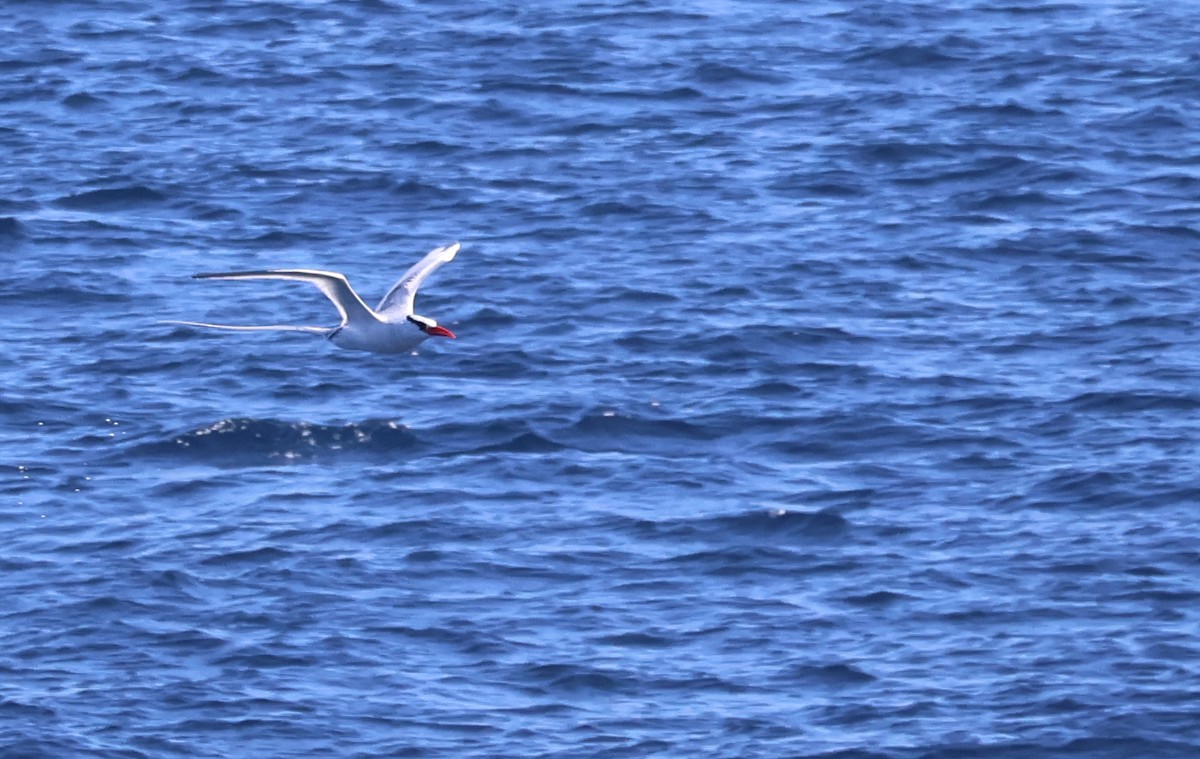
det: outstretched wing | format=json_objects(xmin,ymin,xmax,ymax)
[
  {"xmin": 376, "ymin": 242, "xmax": 460, "ymax": 317},
  {"xmin": 162, "ymin": 320, "xmax": 330, "ymax": 334},
  {"xmin": 192, "ymin": 269, "xmax": 378, "ymax": 326}
]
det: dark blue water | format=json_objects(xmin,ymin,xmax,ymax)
[{"xmin": 3, "ymin": 1, "xmax": 1200, "ymax": 756}]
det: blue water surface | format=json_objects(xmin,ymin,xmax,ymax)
[{"xmin": 3, "ymin": 1, "xmax": 1200, "ymax": 757}]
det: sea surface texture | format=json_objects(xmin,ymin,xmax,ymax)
[{"xmin": 2, "ymin": 1, "xmax": 1199, "ymax": 757}]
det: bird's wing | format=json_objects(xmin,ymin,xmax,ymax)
[
  {"xmin": 192, "ymin": 269, "xmax": 378, "ymax": 326},
  {"xmin": 162, "ymin": 320, "xmax": 330, "ymax": 334},
  {"xmin": 376, "ymin": 242, "xmax": 461, "ymax": 316}
]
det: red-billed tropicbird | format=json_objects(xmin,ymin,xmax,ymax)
[{"xmin": 168, "ymin": 242, "xmax": 460, "ymax": 354}]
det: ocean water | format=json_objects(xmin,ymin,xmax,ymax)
[{"xmin": 3, "ymin": 1, "xmax": 1200, "ymax": 756}]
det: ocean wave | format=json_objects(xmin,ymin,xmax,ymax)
[
  {"xmin": 138, "ymin": 418, "xmax": 423, "ymax": 462},
  {"xmin": 132, "ymin": 404, "xmax": 759, "ymax": 464},
  {"xmin": 53, "ymin": 185, "xmax": 166, "ymax": 210}
]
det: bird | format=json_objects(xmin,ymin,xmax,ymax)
[{"xmin": 167, "ymin": 241, "xmax": 460, "ymax": 354}]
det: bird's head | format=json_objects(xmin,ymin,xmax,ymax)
[{"xmin": 407, "ymin": 314, "xmax": 456, "ymax": 339}]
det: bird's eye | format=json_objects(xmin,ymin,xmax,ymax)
[{"xmin": 407, "ymin": 315, "xmax": 428, "ymax": 331}]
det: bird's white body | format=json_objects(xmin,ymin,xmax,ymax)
[
  {"xmin": 168, "ymin": 242, "xmax": 460, "ymax": 354},
  {"xmin": 326, "ymin": 315, "xmax": 430, "ymax": 354}
]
